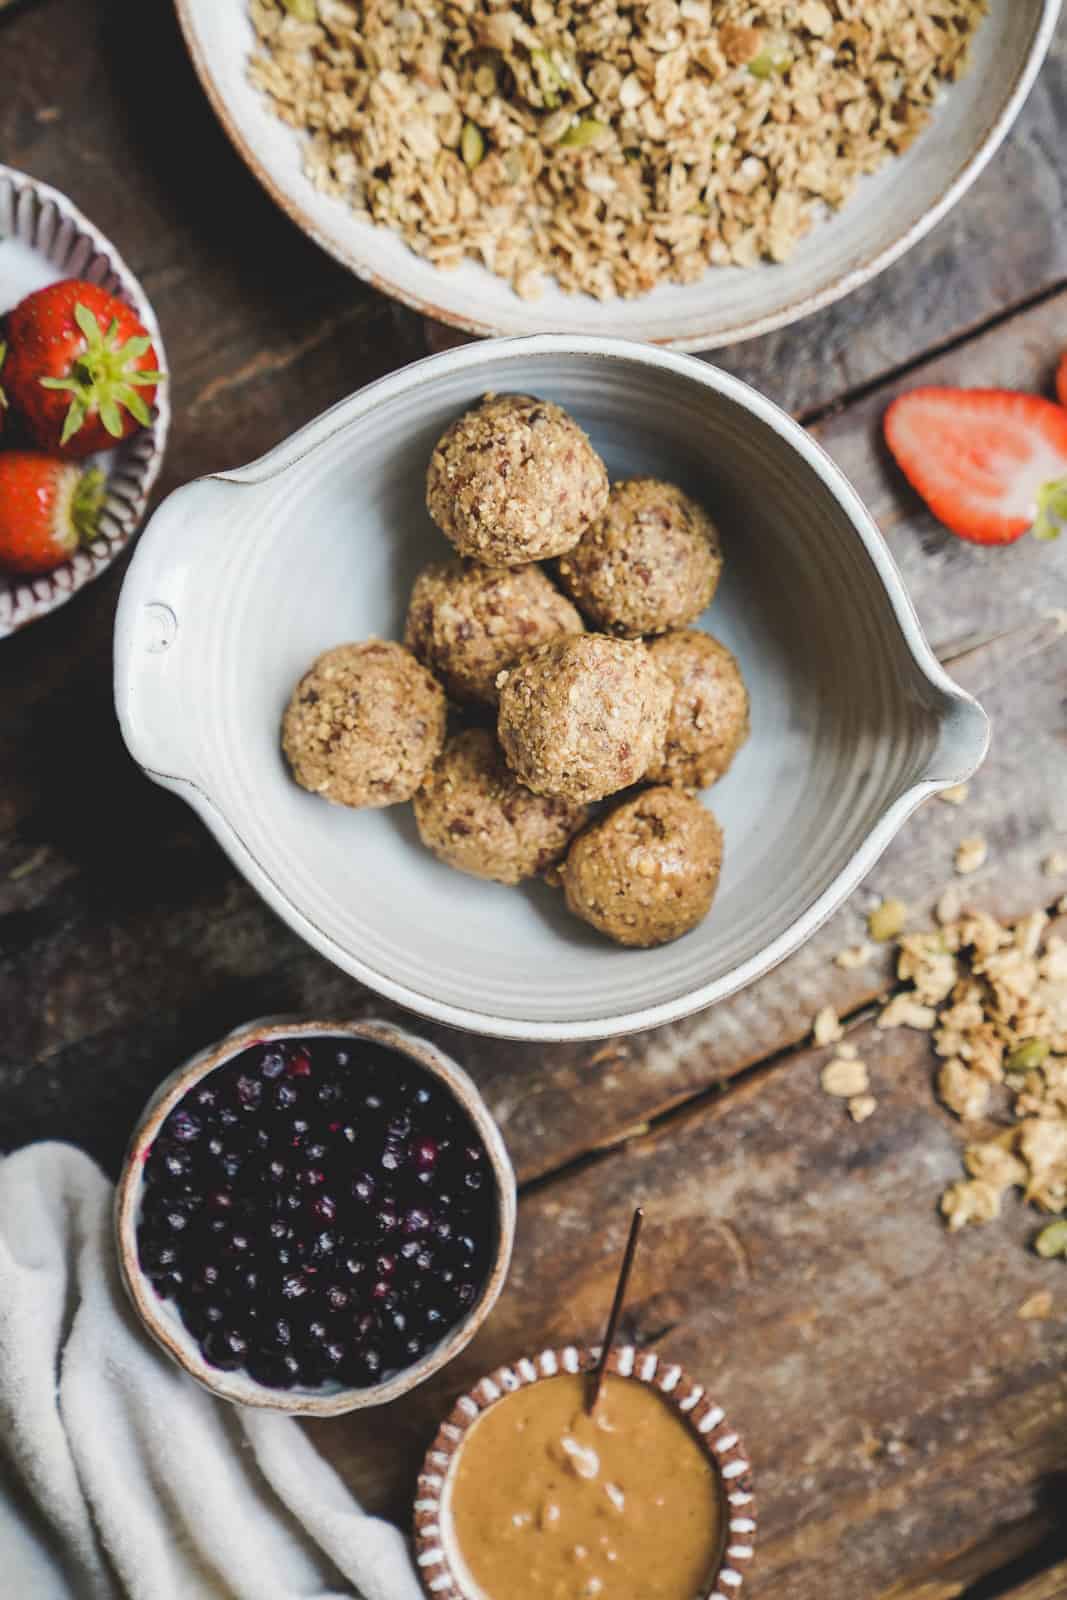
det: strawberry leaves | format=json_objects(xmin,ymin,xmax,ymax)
[
  {"xmin": 1033, "ymin": 479, "xmax": 1067, "ymax": 542},
  {"xmin": 38, "ymin": 299, "xmax": 165, "ymax": 447}
]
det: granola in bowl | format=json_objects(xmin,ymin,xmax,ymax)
[{"xmin": 248, "ymin": 0, "xmax": 988, "ymax": 302}]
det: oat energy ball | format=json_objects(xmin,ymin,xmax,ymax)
[
  {"xmin": 404, "ymin": 558, "xmax": 583, "ymax": 706},
  {"xmin": 426, "ymin": 395, "xmax": 609, "ymax": 566},
  {"xmin": 557, "ymin": 478, "xmax": 723, "ymax": 637},
  {"xmin": 414, "ymin": 728, "xmax": 588, "ymax": 885},
  {"xmin": 282, "ymin": 640, "xmax": 445, "ymax": 809},
  {"xmin": 646, "ymin": 631, "xmax": 750, "ymax": 790},
  {"xmin": 562, "ymin": 788, "xmax": 724, "ymax": 949},
  {"xmin": 497, "ymin": 634, "xmax": 671, "ymax": 805}
]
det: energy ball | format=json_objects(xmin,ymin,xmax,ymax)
[
  {"xmin": 426, "ymin": 394, "xmax": 609, "ymax": 566},
  {"xmin": 414, "ymin": 728, "xmax": 588, "ymax": 885},
  {"xmin": 556, "ymin": 477, "xmax": 723, "ymax": 637},
  {"xmin": 282, "ymin": 640, "xmax": 445, "ymax": 809},
  {"xmin": 646, "ymin": 630, "xmax": 750, "ymax": 789},
  {"xmin": 404, "ymin": 558, "xmax": 584, "ymax": 706},
  {"xmin": 561, "ymin": 787, "xmax": 724, "ymax": 948},
  {"xmin": 497, "ymin": 634, "xmax": 671, "ymax": 805}
]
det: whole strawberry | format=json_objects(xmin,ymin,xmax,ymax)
[
  {"xmin": 0, "ymin": 452, "xmax": 105, "ymax": 576},
  {"xmin": 5, "ymin": 279, "xmax": 164, "ymax": 459}
]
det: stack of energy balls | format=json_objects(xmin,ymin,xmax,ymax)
[{"xmin": 282, "ymin": 394, "xmax": 749, "ymax": 949}]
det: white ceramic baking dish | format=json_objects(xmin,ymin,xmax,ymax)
[{"xmin": 113, "ymin": 335, "xmax": 989, "ymax": 1041}]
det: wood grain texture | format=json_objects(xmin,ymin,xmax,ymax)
[
  {"xmin": 306, "ymin": 1010, "xmax": 1067, "ymax": 1600},
  {"xmin": 1, "ymin": 3, "xmax": 1066, "ymax": 1597}
]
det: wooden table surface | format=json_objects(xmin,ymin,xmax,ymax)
[{"xmin": 4, "ymin": 3, "xmax": 1067, "ymax": 1597}]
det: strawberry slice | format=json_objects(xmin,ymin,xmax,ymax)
[{"xmin": 883, "ymin": 387, "xmax": 1067, "ymax": 546}]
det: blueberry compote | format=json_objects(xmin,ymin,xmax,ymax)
[{"xmin": 136, "ymin": 1038, "xmax": 496, "ymax": 1390}]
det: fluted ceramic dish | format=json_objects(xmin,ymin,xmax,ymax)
[
  {"xmin": 0, "ymin": 165, "xmax": 170, "ymax": 637},
  {"xmin": 172, "ymin": 0, "xmax": 1058, "ymax": 350},
  {"xmin": 414, "ymin": 1344, "xmax": 755, "ymax": 1600},
  {"xmin": 113, "ymin": 334, "xmax": 989, "ymax": 1042},
  {"xmin": 115, "ymin": 1016, "xmax": 517, "ymax": 1414}
]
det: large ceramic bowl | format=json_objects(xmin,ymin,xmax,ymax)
[
  {"xmin": 0, "ymin": 165, "xmax": 170, "ymax": 636},
  {"xmin": 113, "ymin": 334, "xmax": 989, "ymax": 1042},
  {"xmin": 172, "ymin": 0, "xmax": 1058, "ymax": 350}
]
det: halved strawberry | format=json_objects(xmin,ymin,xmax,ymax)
[
  {"xmin": 4, "ymin": 279, "xmax": 164, "ymax": 458},
  {"xmin": 883, "ymin": 387, "xmax": 1067, "ymax": 546},
  {"xmin": 0, "ymin": 452, "xmax": 105, "ymax": 576}
]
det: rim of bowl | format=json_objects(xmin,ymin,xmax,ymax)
[
  {"xmin": 171, "ymin": 0, "xmax": 1060, "ymax": 351},
  {"xmin": 114, "ymin": 1015, "xmax": 517, "ymax": 1415},
  {"xmin": 413, "ymin": 1342, "xmax": 756, "ymax": 1600},
  {"xmin": 115, "ymin": 332, "xmax": 989, "ymax": 1044},
  {"xmin": 0, "ymin": 163, "xmax": 171, "ymax": 637}
]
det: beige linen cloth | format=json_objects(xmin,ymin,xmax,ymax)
[{"xmin": 0, "ymin": 1142, "xmax": 425, "ymax": 1600}]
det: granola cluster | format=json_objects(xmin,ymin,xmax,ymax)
[
  {"xmin": 249, "ymin": 0, "xmax": 987, "ymax": 301},
  {"xmin": 878, "ymin": 909, "xmax": 1067, "ymax": 1234}
]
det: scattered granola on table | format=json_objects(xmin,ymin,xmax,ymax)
[
  {"xmin": 248, "ymin": 0, "xmax": 988, "ymax": 301},
  {"xmin": 880, "ymin": 907, "xmax": 1067, "ymax": 1242}
]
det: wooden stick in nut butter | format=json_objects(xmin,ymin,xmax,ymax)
[{"xmin": 588, "ymin": 1206, "xmax": 643, "ymax": 1416}]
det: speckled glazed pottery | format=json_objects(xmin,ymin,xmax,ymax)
[
  {"xmin": 172, "ymin": 0, "xmax": 1058, "ymax": 349},
  {"xmin": 114, "ymin": 335, "xmax": 989, "ymax": 1041},
  {"xmin": 413, "ymin": 1343, "xmax": 756, "ymax": 1600},
  {"xmin": 115, "ymin": 1016, "xmax": 516, "ymax": 1415}
]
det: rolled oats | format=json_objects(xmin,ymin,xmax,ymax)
[
  {"xmin": 821, "ymin": 1056, "xmax": 870, "ymax": 1099},
  {"xmin": 955, "ymin": 836, "xmax": 988, "ymax": 876},
  {"xmin": 813, "ymin": 1004, "xmax": 843, "ymax": 1046},
  {"xmin": 248, "ymin": 0, "xmax": 987, "ymax": 301},
  {"xmin": 905, "ymin": 907, "xmax": 1067, "ymax": 1234}
]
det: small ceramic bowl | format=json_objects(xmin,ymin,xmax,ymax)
[
  {"xmin": 0, "ymin": 164, "xmax": 170, "ymax": 637},
  {"xmin": 115, "ymin": 1016, "xmax": 517, "ymax": 1415},
  {"xmin": 172, "ymin": 0, "xmax": 1058, "ymax": 349},
  {"xmin": 414, "ymin": 1343, "xmax": 755, "ymax": 1600},
  {"xmin": 114, "ymin": 335, "xmax": 990, "ymax": 1042}
]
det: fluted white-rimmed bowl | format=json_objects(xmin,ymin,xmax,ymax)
[
  {"xmin": 414, "ymin": 1344, "xmax": 755, "ymax": 1600},
  {"xmin": 173, "ymin": 0, "xmax": 1058, "ymax": 350},
  {"xmin": 113, "ymin": 334, "xmax": 989, "ymax": 1042},
  {"xmin": 0, "ymin": 165, "xmax": 169, "ymax": 637}
]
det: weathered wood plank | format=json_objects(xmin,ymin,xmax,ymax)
[
  {"xmin": 999, "ymin": 1561, "xmax": 1067, "ymax": 1600},
  {"xmin": 306, "ymin": 1010, "xmax": 1067, "ymax": 1600}
]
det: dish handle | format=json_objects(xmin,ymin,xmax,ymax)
[{"xmin": 113, "ymin": 476, "xmax": 241, "ymax": 791}]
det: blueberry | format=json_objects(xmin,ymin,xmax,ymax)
[
  {"xmin": 352, "ymin": 1173, "xmax": 375, "ymax": 1204},
  {"xmin": 412, "ymin": 1138, "xmax": 438, "ymax": 1171},
  {"xmin": 236, "ymin": 1075, "xmax": 262, "ymax": 1111},
  {"xmin": 260, "ymin": 1049, "xmax": 286, "ymax": 1081},
  {"xmin": 274, "ymin": 1083, "xmax": 298, "ymax": 1111},
  {"xmin": 403, "ymin": 1208, "xmax": 431, "ymax": 1236},
  {"xmin": 313, "ymin": 1194, "xmax": 336, "ymax": 1222},
  {"xmin": 166, "ymin": 1109, "xmax": 201, "ymax": 1144},
  {"xmin": 326, "ymin": 1285, "xmax": 351, "ymax": 1311}
]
